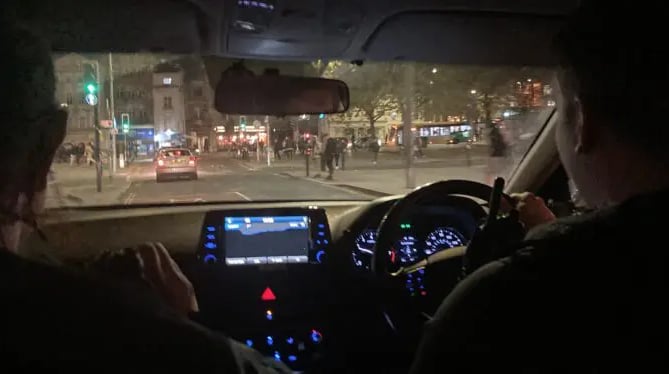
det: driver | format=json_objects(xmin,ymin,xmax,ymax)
[
  {"xmin": 0, "ymin": 21, "xmax": 288, "ymax": 373},
  {"xmin": 411, "ymin": 1, "xmax": 669, "ymax": 371}
]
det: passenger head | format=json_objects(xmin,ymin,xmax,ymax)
[
  {"xmin": 0, "ymin": 22, "xmax": 67, "ymax": 250},
  {"xmin": 554, "ymin": 1, "xmax": 669, "ymax": 207}
]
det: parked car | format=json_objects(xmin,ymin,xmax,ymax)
[{"xmin": 155, "ymin": 147, "xmax": 198, "ymax": 182}]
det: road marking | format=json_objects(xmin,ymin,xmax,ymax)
[
  {"xmin": 234, "ymin": 191, "xmax": 252, "ymax": 201},
  {"xmin": 124, "ymin": 192, "xmax": 136, "ymax": 205}
]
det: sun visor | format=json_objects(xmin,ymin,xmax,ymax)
[{"xmin": 363, "ymin": 12, "xmax": 565, "ymax": 66}]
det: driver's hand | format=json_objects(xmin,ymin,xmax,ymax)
[
  {"xmin": 136, "ymin": 242, "xmax": 199, "ymax": 317},
  {"xmin": 510, "ymin": 192, "xmax": 556, "ymax": 230}
]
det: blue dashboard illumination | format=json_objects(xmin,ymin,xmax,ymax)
[
  {"xmin": 324, "ymin": 239, "xmax": 329, "ymax": 244},
  {"xmin": 288, "ymin": 355, "xmax": 297, "ymax": 362},
  {"xmin": 310, "ymin": 329, "xmax": 323, "ymax": 343},
  {"xmin": 206, "ymin": 234, "xmax": 215, "ymax": 240},
  {"xmin": 315, "ymin": 250, "xmax": 325, "ymax": 263},
  {"xmin": 245, "ymin": 339, "xmax": 253, "ymax": 347},
  {"xmin": 206, "ymin": 226, "xmax": 215, "ymax": 232},
  {"xmin": 204, "ymin": 242, "xmax": 217, "ymax": 249},
  {"xmin": 286, "ymin": 337, "xmax": 294, "ymax": 344},
  {"xmin": 317, "ymin": 223, "xmax": 325, "ymax": 228},
  {"xmin": 266, "ymin": 336, "xmax": 274, "ymax": 346},
  {"xmin": 317, "ymin": 232, "xmax": 325, "ymax": 236},
  {"xmin": 274, "ymin": 351, "xmax": 281, "ymax": 361},
  {"xmin": 203, "ymin": 254, "xmax": 217, "ymax": 264}
]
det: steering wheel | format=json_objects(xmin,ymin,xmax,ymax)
[{"xmin": 370, "ymin": 179, "xmax": 515, "ymax": 333}]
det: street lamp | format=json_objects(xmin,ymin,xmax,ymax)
[
  {"xmin": 431, "ymin": 67, "xmax": 438, "ymax": 74},
  {"xmin": 470, "ymin": 89, "xmax": 477, "ymax": 95}
]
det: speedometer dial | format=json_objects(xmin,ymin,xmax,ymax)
[
  {"xmin": 353, "ymin": 229, "xmax": 376, "ymax": 270},
  {"xmin": 424, "ymin": 227, "xmax": 466, "ymax": 255}
]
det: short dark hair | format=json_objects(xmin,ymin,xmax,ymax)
[
  {"xmin": 554, "ymin": 1, "xmax": 669, "ymax": 158},
  {"xmin": 0, "ymin": 22, "xmax": 66, "ymax": 212}
]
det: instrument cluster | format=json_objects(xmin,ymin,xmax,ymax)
[{"xmin": 352, "ymin": 225, "xmax": 467, "ymax": 272}]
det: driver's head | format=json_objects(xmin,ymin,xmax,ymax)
[
  {"xmin": 0, "ymin": 22, "xmax": 67, "ymax": 247},
  {"xmin": 554, "ymin": 1, "xmax": 669, "ymax": 207}
]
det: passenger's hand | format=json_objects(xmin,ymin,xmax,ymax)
[
  {"xmin": 510, "ymin": 192, "xmax": 556, "ymax": 230},
  {"xmin": 136, "ymin": 242, "xmax": 199, "ymax": 317}
]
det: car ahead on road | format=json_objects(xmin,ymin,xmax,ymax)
[{"xmin": 155, "ymin": 147, "xmax": 198, "ymax": 182}]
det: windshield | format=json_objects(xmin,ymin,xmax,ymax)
[{"xmin": 47, "ymin": 54, "xmax": 554, "ymax": 207}]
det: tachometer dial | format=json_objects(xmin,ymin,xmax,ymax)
[
  {"xmin": 353, "ymin": 229, "xmax": 376, "ymax": 270},
  {"xmin": 424, "ymin": 227, "xmax": 466, "ymax": 255}
]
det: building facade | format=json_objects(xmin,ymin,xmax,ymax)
[
  {"xmin": 53, "ymin": 53, "xmax": 97, "ymax": 143},
  {"xmin": 152, "ymin": 62, "xmax": 186, "ymax": 147}
]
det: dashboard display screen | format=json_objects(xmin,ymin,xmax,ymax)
[{"xmin": 224, "ymin": 216, "xmax": 311, "ymax": 265}]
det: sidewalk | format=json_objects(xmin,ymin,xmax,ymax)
[
  {"xmin": 239, "ymin": 149, "xmax": 488, "ymax": 172},
  {"xmin": 281, "ymin": 165, "xmax": 490, "ymax": 197},
  {"xmin": 46, "ymin": 163, "xmax": 139, "ymax": 207}
]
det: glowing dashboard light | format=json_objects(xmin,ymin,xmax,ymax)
[
  {"xmin": 266, "ymin": 310, "xmax": 273, "ymax": 320},
  {"xmin": 310, "ymin": 329, "xmax": 323, "ymax": 343},
  {"xmin": 261, "ymin": 287, "xmax": 276, "ymax": 301}
]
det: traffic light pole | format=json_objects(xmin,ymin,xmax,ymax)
[
  {"xmin": 109, "ymin": 53, "xmax": 117, "ymax": 174},
  {"xmin": 94, "ymin": 104, "xmax": 102, "ymax": 193},
  {"xmin": 84, "ymin": 59, "xmax": 103, "ymax": 192}
]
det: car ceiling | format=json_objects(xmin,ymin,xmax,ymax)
[{"xmin": 8, "ymin": 0, "xmax": 580, "ymax": 65}]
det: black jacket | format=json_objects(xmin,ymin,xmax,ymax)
[
  {"xmin": 0, "ymin": 249, "xmax": 289, "ymax": 373},
  {"xmin": 410, "ymin": 188, "xmax": 669, "ymax": 372}
]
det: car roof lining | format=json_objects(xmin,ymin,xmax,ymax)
[{"xmin": 8, "ymin": 0, "xmax": 577, "ymax": 66}]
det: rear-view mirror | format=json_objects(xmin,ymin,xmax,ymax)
[{"xmin": 215, "ymin": 72, "xmax": 349, "ymax": 116}]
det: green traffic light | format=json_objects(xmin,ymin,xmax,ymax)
[{"xmin": 86, "ymin": 83, "xmax": 96, "ymax": 94}]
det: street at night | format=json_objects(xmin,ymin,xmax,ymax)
[{"xmin": 46, "ymin": 144, "xmax": 497, "ymax": 208}]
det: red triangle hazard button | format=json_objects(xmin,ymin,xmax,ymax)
[{"xmin": 261, "ymin": 287, "xmax": 276, "ymax": 301}]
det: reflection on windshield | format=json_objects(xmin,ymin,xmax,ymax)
[{"xmin": 47, "ymin": 54, "xmax": 553, "ymax": 207}]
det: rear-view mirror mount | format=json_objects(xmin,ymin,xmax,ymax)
[{"xmin": 214, "ymin": 63, "xmax": 349, "ymax": 116}]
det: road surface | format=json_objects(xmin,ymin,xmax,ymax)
[{"xmin": 119, "ymin": 155, "xmax": 374, "ymax": 205}]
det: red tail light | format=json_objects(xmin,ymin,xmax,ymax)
[
  {"xmin": 188, "ymin": 156, "xmax": 196, "ymax": 166},
  {"xmin": 157, "ymin": 159, "xmax": 165, "ymax": 166}
]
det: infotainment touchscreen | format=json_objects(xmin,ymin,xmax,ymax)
[{"xmin": 224, "ymin": 216, "xmax": 311, "ymax": 265}]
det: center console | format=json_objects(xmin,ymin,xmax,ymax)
[{"xmin": 195, "ymin": 207, "xmax": 333, "ymax": 371}]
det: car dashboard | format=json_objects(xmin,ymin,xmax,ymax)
[{"xmin": 30, "ymin": 196, "xmax": 486, "ymax": 372}]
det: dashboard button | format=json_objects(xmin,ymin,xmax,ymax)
[
  {"xmin": 245, "ymin": 339, "xmax": 253, "ymax": 347},
  {"xmin": 267, "ymin": 256, "xmax": 288, "ymax": 264},
  {"xmin": 246, "ymin": 256, "xmax": 268, "ymax": 264},
  {"xmin": 225, "ymin": 257, "xmax": 246, "ymax": 265},
  {"xmin": 203, "ymin": 254, "xmax": 217, "ymax": 264},
  {"xmin": 287, "ymin": 255, "xmax": 308, "ymax": 263},
  {"xmin": 286, "ymin": 337, "xmax": 295, "ymax": 345},
  {"xmin": 315, "ymin": 250, "xmax": 325, "ymax": 263},
  {"xmin": 266, "ymin": 336, "xmax": 274, "ymax": 346},
  {"xmin": 310, "ymin": 329, "xmax": 323, "ymax": 343},
  {"xmin": 288, "ymin": 355, "xmax": 297, "ymax": 362},
  {"xmin": 273, "ymin": 351, "xmax": 281, "ymax": 361}
]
